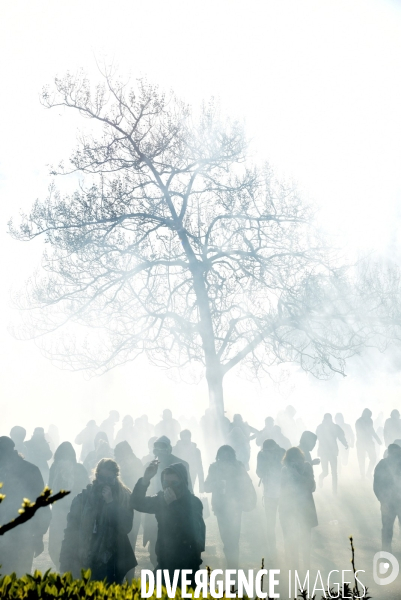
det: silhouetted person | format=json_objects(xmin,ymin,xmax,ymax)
[
  {"xmin": 131, "ymin": 460, "xmax": 205, "ymax": 588},
  {"xmin": 75, "ymin": 419, "xmax": 99, "ymax": 462},
  {"xmin": 60, "ymin": 458, "xmax": 136, "ymax": 583},
  {"xmin": 374, "ymin": 443, "xmax": 401, "ymax": 551},
  {"xmin": 155, "ymin": 409, "xmax": 181, "ymax": 446},
  {"xmin": 0, "ymin": 436, "xmax": 51, "ymax": 576},
  {"xmin": 48, "ymin": 442, "xmax": 89, "ymax": 569},
  {"xmin": 204, "ymin": 445, "xmax": 256, "ymax": 569},
  {"xmin": 384, "ymin": 410, "xmax": 401, "ymax": 448},
  {"xmin": 114, "ymin": 441, "xmax": 144, "ymax": 551},
  {"xmin": 279, "ymin": 447, "xmax": 318, "ymax": 571},
  {"xmin": 316, "ymin": 413, "xmax": 347, "ymax": 494},
  {"xmin": 255, "ymin": 417, "xmax": 275, "ymax": 447},
  {"xmin": 173, "ymin": 430, "xmax": 205, "ymax": 493},
  {"xmin": 9, "ymin": 425, "xmax": 27, "ymax": 456},
  {"xmin": 83, "ymin": 432, "xmax": 113, "ymax": 477},
  {"xmin": 142, "ymin": 436, "xmax": 158, "ymax": 466},
  {"xmin": 115, "ymin": 415, "xmax": 136, "ymax": 451},
  {"xmin": 24, "ymin": 427, "xmax": 53, "ymax": 484},
  {"xmin": 46, "ymin": 424, "xmax": 60, "ymax": 455},
  {"xmin": 100, "ymin": 411, "xmax": 120, "ymax": 448},
  {"xmin": 356, "ymin": 408, "xmax": 382, "ymax": 478},
  {"xmin": 298, "ymin": 431, "xmax": 320, "ymax": 467},
  {"xmin": 143, "ymin": 436, "xmax": 192, "ymax": 566},
  {"xmin": 256, "ymin": 439, "xmax": 285, "ymax": 561},
  {"xmin": 334, "ymin": 413, "xmax": 355, "ymax": 467}
]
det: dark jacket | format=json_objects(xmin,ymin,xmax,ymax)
[
  {"xmin": 279, "ymin": 461, "xmax": 318, "ymax": 529},
  {"xmin": 374, "ymin": 452, "xmax": 401, "ymax": 505},
  {"xmin": 256, "ymin": 441, "xmax": 285, "ymax": 498},
  {"xmin": 131, "ymin": 477, "xmax": 205, "ymax": 570},
  {"xmin": 60, "ymin": 482, "xmax": 136, "ymax": 580}
]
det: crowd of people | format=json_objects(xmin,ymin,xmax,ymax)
[{"xmin": 1, "ymin": 404, "xmax": 401, "ymax": 584}]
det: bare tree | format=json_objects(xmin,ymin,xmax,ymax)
[{"xmin": 9, "ymin": 71, "xmax": 368, "ymax": 416}]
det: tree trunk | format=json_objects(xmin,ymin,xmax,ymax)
[{"xmin": 206, "ymin": 366, "xmax": 225, "ymax": 417}]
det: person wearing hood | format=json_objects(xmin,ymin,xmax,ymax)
[
  {"xmin": 114, "ymin": 441, "xmax": 144, "ymax": 550},
  {"xmin": 204, "ymin": 445, "xmax": 256, "ymax": 569},
  {"xmin": 0, "ymin": 436, "xmax": 51, "ymax": 576},
  {"xmin": 256, "ymin": 439, "xmax": 285, "ymax": 561},
  {"xmin": 355, "ymin": 408, "xmax": 382, "ymax": 479},
  {"xmin": 298, "ymin": 431, "xmax": 320, "ymax": 467},
  {"xmin": 141, "ymin": 436, "xmax": 192, "ymax": 566},
  {"xmin": 279, "ymin": 447, "xmax": 318, "ymax": 571},
  {"xmin": 60, "ymin": 458, "xmax": 136, "ymax": 583},
  {"xmin": 173, "ymin": 430, "xmax": 205, "ymax": 493},
  {"xmin": 83, "ymin": 431, "xmax": 114, "ymax": 477},
  {"xmin": 75, "ymin": 420, "xmax": 100, "ymax": 462},
  {"xmin": 24, "ymin": 427, "xmax": 53, "ymax": 484},
  {"xmin": 9, "ymin": 425, "xmax": 27, "ymax": 456},
  {"xmin": 374, "ymin": 443, "xmax": 401, "ymax": 551},
  {"xmin": 316, "ymin": 414, "xmax": 347, "ymax": 494},
  {"xmin": 384, "ymin": 410, "xmax": 401, "ymax": 448},
  {"xmin": 131, "ymin": 460, "xmax": 205, "ymax": 588},
  {"xmin": 48, "ymin": 442, "xmax": 89, "ymax": 569}
]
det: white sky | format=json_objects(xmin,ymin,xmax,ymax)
[{"xmin": 1, "ymin": 0, "xmax": 401, "ymax": 440}]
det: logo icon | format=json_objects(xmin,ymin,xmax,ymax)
[{"xmin": 373, "ymin": 551, "xmax": 399, "ymax": 585}]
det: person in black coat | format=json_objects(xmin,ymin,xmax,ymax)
[
  {"xmin": 373, "ymin": 443, "xmax": 401, "ymax": 551},
  {"xmin": 256, "ymin": 439, "xmax": 285, "ymax": 561},
  {"xmin": 0, "ymin": 436, "xmax": 51, "ymax": 576},
  {"xmin": 48, "ymin": 441, "xmax": 89, "ymax": 569},
  {"xmin": 60, "ymin": 458, "xmax": 136, "ymax": 583},
  {"xmin": 279, "ymin": 447, "xmax": 318, "ymax": 571},
  {"xmin": 131, "ymin": 460, "xmax": 205, "ymax": 589}
]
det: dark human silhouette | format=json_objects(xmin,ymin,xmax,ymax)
[
  {"xmin": 155, "ymin": 410, "xmax": 181, "ymax": 446},
  {"xmin": 316, "ymin": 413, "xmax": 347, "ymax": 494},
  {"xmin": 83, "ymin": 432, "xmax": 114, "ymax": 477},
  {"xmin": 48, "ymin": 442, "xmax": 89, "ymax": 569},
  {"xmin": 298, "ymin": 431, "xmax": 320, "ymax": 466},
  {"xmin": 24, "ymin": 427, "xmax": 53, "ymax": 484},
  {"xmin": 131, "ymin": 460, "xmax": 205, "ymax": 588},
  {"xmin": 256, "ymin": 439, "xmax": 285, "ymax": 561},
  {"xmin": 114, "ymin": 441, "xmax": 144, "ymax": 551},
  {"xmin": 142, "ymin": 436, "xmax": 158, "ymax": 466},
  {"xmin": 60, "ymin": 458, "xmax": 136, "ymax": 583},
  {"xmin": 279, "ymin": 447, "xmax": 318, "ymax": 571},
  {"xmin": 255, "ymin": 417, "xmax": 275, "ymax": 447},
  {"xmin": 374, "ymin": 443, "xmax": 401, "ymax": 551},
  {"xmin": 173, "ymin": 430, "xmax": 205, "ymax": 493},
  {"xmin": 0, "ymin": 436, "xmax": 51, "ymax": 576},
  {"xmin": 115, "ymin": 415, "xmax": 136, "ymax": 452},
  {"xmin": 142, "ymin": 436, "xmax": 192, "ymax": 566},
  {"xmin": 356, "ymin": 408, "xmax": 382, "ymax": 478},
  {"xmin": 334, "ymin": 413, "xmax": 355, "ymax": 467},
  {"xmin": 9, "ymin": 426, "xmax": 27, "ymax": 456},
  {"xmin": 75, "ymin": 420, "xmax": 99, "ymax": 462},
  {"xmin": 384, "ymin": 410, "xmax": 401, "ymax": 448},
  {"xmin": 99, "ymin": 411, "xmax": 120, "ymax": 448},
  {"xmin": 204, "ymin": 445, "xmax": 256, "ymax": 569}
]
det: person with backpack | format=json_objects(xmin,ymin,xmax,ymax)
[{"xmin": 204, "ymin": 445, "xmax": 256, "ymax": 569}]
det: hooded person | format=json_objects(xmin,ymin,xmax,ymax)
[
  {"xmin": 24, "ymin": 427, "xmax": 53, "ymax": 484},
  {"xmin": 374, "ymin": 443, "xmax": 401, "ymax": 551},
  {"xmin": 204, "ymin": 445, "xmax": 256, "ymax": 569},
  {"xmin": 83, "ymin": 432, "xmax": 114, "ymax": 477},
  {"xmin": 256, "ymin": 439, "xmax": 285, "ymax": 561},
  {"xmin": 0, "ymin": 436, "xmax": 51, "ymax": 576},
  {"xmin": 130, "ymin": 460, "xmax": 205, "ymax": 589},
  {"xmin": 384, "ymin": 410, "xmax": 401, "ymax": 448},
  {"xmin": 141, "ymin": 436, "xmax": 192, "ymax": 566},
  {"xmin": 114, "ymin": 441, "xmax": 144, "ymax": 551},
  {"xmin": 9, "ymin": 426, "xmax": 27, "ymax": 456},
  {"xmin": 48, "ymin": 442, "xmax": 89, "ymax": 569},
  {"xmin": 60, "ymin": 458, "xmax": 136, "ymax": 583},
  {"xmin": 279, "ymin": 447, "xmax": 318, "ymax": 571},
  {"xmin": 298, "ymin": 431, "xmax": 320, "ymax": 466},
  {"xmin": 355, "ymin": 408, "xmax": 382, "ymax": 479},
  {"xmin": 75, "ymin": 420, "xmax": 100, "ymax": 462}
]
